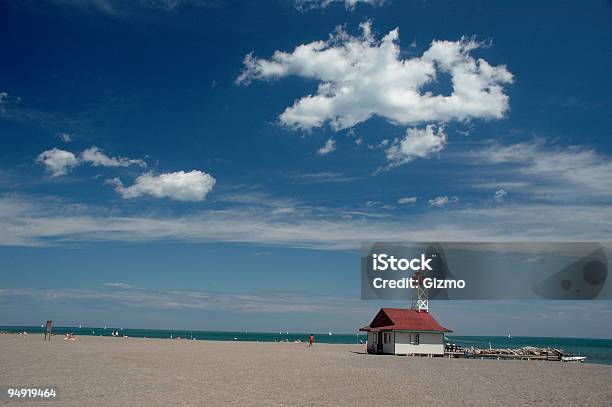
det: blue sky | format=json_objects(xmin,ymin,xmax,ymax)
[{"xmin": 1, "ymin": 0, "xmax": 611, "ymax": 338}]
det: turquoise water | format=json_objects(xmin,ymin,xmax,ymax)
[
  {"xmin": 447, "ymin": 335, "xmax": 612, "ymax": 365},
  {"xmin": 3, "ymin": 326, "xmax": 612, "ymax": 365},
  {"xmin": 0, "ymin": 326, "xmax": 366, "ymax": 344}
]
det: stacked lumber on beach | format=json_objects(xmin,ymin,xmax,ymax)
[{"xmin": 465, "ymin": 346, "xmax": 568, "ymax": 360}]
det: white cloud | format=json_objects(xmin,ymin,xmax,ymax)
[
  {"xmin": 472, "ymin": 140, "xmax": 612, "ymax": 201},
  {"xmin": 383, "ymin": 125, "xmax": 446, "ymax": 169},
  {"xmin": 0, "ymin": 286, "xmax": 373, "ymax": 315},
  {"xmin": 37, "ymin": 146, "xmax": 146, "ymax": 177},
  {"xmin": 294, "ymin": 0, "xmax": 385, "ymax": 10},
  {"xmin": 109, "ymin": 170, "xmax": 216, "ymax": 201},
  {"xmin": 493, "ymin": 188, "xmax": 507, "ymax": 203},
  {"xmin": 317, "ymin": 138, "xmax": 336, "ymax": 155},
  {"xmin": 398, "ymin": 197, "xmax": 417, "ymax": 204},
  {"xmin": 36, "ymin": 148, "xmax": 79, "ymax": 177},
  {"xmin": 237, "ymin": 22, "xmax": 513, "ymax": 132},
  {"xmin": 1, "ymin": 193, "xmax": 612, "ymax": 250},
  {"xmin": 58, "ymin": 133, "xmax": 72, "ymax": 143},
  {"xmin": 81, "ymin": 146, "xmax": 146, "ymax": 168},
  {"xmin": 428, "ymin": 195, "xmax": 459, "ymax": 207}
]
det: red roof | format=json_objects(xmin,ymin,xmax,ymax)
[{"xmin": 359, "ymin": 308, "xmax": 452, "ymax": 333}]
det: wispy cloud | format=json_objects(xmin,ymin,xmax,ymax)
[
  {"xmin": 317, "ymin": 138, "xmax": 336, "ymax": 155},
  {"xmin": 493, "ymin": 188, "xmax": 507, "ymax": 203},
  {"xmin": 0, "ymin": 286, "xmax": 371, "ymax": 315},
  {"xmin": 57, "ymin": 133, "xmax": 72, "ymax": 143},
  {"xmin": 470, "ymin": 139, "xmax": 612, "ymax": 202},
  {"xmin": 1, "ymin": 193, "xmax": 611, "ymax": 249},
  {"xmin": 105, "ymin": 282, "xmax": 132, "ymax": 289},
  {"xmin": 428, "ymin": 195, "xmax": 459, "ymax": 207},
  {"xmin": 289, "ymin": 172, "xmax": 359, "ymax": 184},
  {"xmin": 398, "ymin": 197, "xmax": 417, "ymax": 204},
  {"xmin": 294, "ymin": 0, "xmax": 386, "ymax": 11},
  {"xmin": 82, "ymin": 146, "xmax": 146, "ymax": 168}
]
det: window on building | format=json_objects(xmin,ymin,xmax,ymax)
[{"xmin": 410, "ymin": 333, "xmax": 420, "ymax": 344}]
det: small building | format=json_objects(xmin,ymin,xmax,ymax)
[{"xmin": 360, "ymin": 308, "xmax": 452, "ymax": 356}]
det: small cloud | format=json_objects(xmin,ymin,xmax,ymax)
[
  {"xmin": 37, "ymin": 146, "xmax": 146, "ymax": 177},
  {"xmin": 58, "ymin": 133, "xmax": 72, "ymax": 143},
  {"xmin": 105, "ymin": 282, "xmax": 132, "ymax": 289},
  {"xmin": 363, "ymin": 201, "xmax": 395, "ymax": 210},
  {"xmin": 398, "ymin": 197, "xmax": 417, "ymax": 204},
  {"xmin": 108, "ymin": 170, "xmax": 216, "ymax": 201},
  {"xmin": 317, "ymin": 138, "xmax": 336, "ymax": 155},
  {"xmin": 383, "ymin": 125, "xmax": 447, "ymax": 170},
  {"xmin": 355, "ymin": 138, "xmax": 363, "ymax": 146},
  {"xmin": 291, "ymin": 172, "xmax": 357, "ymax": 184},
  {"xmin": 428, "ymin": 195, "xmax": 459, "ymax": 207},
  {"xmin": 81, "ymin": 146, "xmax": 146, "ymax": 168},
  {"xmin": 271, "ymin": 207, "xmax": 296, "ymax": 215},
  {"xmin": 493, "ymin": 189, "xmax": 507, "ymax": 203},
  {"xmin": 36, "ymin": 148, "xmax": 79, "ymax": 177}
]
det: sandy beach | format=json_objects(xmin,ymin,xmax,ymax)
[{"xmin": 1, "ymin": 334, "xmax": 611, "ymax": 406}]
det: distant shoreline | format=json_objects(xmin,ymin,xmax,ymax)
[{"xmin": 1, "ymin": 325, "xmax": 611, "ymax": 342}]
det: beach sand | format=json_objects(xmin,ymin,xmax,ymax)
[{"xmin": 1, "ymin": 334, "xmax": 611, "ymax": 406}]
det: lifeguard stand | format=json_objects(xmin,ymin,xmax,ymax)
[{"xmin": 412, "ymin": 272, "xmax": 428, "ymax": 312}]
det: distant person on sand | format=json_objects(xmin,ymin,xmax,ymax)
[
  {"xmin": 43, "ymin": 320, "xmax": 52, "ymax": 341},
  {"xmin": 308, "ymin": 334, "xmax": 314, "ymax": 347}
]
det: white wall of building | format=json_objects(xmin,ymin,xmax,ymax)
[
  {"xmin": 382, "ymin": 331, "xmax": 395, "ymax": 354},
  {"xmin": 394, "ymin": 332, "xmax": 445, "ymax": 355}
]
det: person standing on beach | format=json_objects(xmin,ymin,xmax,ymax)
[{"xmin": 308, "ymin": 334, "xmax": 314, "ymax": 347}]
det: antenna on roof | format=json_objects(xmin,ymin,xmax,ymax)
[{"xmin": 412, "ymin": 271, "xmax": 428, "ymax": 312}]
